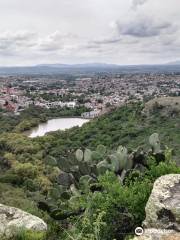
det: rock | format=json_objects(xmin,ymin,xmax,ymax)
[
  {"xmin": 133, "ymin": 229, "xmax": 180, "ymax": 240},
  {"xmin": 143, "ymin": 174, "xmax": 180, "ymax": 231},
  {"xmin": 132, "ymin": 174, "xmax": 180, "ymax": 240},
  {"xmin": 0, "ymin": 203, "xmax": 47, "ymax": 236}
]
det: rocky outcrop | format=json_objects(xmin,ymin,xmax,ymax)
[
  {"xmin": 0, "ymin": 203, "xmax": 47, "ymax": 236},
  {"xmin": 144, "ymin": 174, "xmax": 180, "ymax": 231},
  {"xmin": 142, "ymin": 97, "xmax": 180, "ymax": 117},
  {"xmin": 133, "ymin": 229, "xmax": 179, "ymax": 240},
  {"xmin": 132, "ymin": 174, "xmax": 180, "ymax": 240}
]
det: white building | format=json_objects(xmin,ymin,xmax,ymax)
[{"xmin": 81, "ymin": 110, "xmax": 100, "ymax": 119}]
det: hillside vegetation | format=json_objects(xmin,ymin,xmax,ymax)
[
  {"xmin": 143, "ymin": 96, "xmax": 180, "ymax": 117},
  {"xmin": 0, "ymin": 98, "xmax": 179, "ymax": 240}
]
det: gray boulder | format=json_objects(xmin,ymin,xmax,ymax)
[
  {"xmin": 132, "ymin": 229, "xmax": 179, "ymax": 240},
  {"xmin": 143, "ymin": 174, "xmax": 180, "ymax": 231},
  {"xmin": 0, "ymin": 203, "xmax": 47, "ymax": 236},
  {"xmin": 132, "ymin": 174, "xmax": 180, "ymax": 240}
]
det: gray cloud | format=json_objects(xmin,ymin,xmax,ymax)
[
  {"xmin": 0, "ymin": 30, "xmax": 77, "ymax": 56},
  {"xmin": 93, "ymin": 37, "xmax": 122, "ymax": 45},
  {"xmin": 37, "ymin": 31, "xmax": 66, "ymax": 52},
  {"xmin": 116, "ymin": 17, "xmax": 173, "ymax": 38},
  {"xmin": 0, "ymin": 31, "xmax": 37, "ymax": 53},
  {"xmin": 0, "ymin": 0, "xmax": 180, "ymax": 65},
  {"xmin": 131, "ymin": 0, "xmax": 148, "ymax": 10}
]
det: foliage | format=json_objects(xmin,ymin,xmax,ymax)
[
  {"xmin": 35, "ymin": 102, "xmax": 179, "ymax": 165},
  {"xmin": 13, "ymin": 162, "xmax": 38, "ymax": 178},
  {"xmin": 2, "ymin": 229, "xmax": 46, "ymax": 240},
  {"xmin": 15, "ymin": 119, "xmax": 39, "ymax": 132},
  {"xmin": 0, "ymin": 102, "xmax": 179, "ymax": 240},
  {"xmin": 64, "ymin": 161, "xmax": 180, "ymax": 240}
]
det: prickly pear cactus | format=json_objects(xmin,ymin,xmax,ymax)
[
  {"xmin": 70, "ymin": 184, "xmax": 80, "ymax": 196},
  {"xmin": 117, "ymin": 145, "xmax": 128, "ymax": 157},
  {"xmin": 117, "ymin": 146, "xmax": 128, "ymax": 170},
  {"xmin": 97, "ymin": 160, "xmax": 109, "ymax": 175},
  {"xmin": 75, "ymin": 149, "xmax": 84, "ymax": 161},
  {"xmin": 79, "ymin": 175, "xmax": 95, "ymax": 186},
  {"xmin": 125, "ymin": 156, "xmax": 133, "ymax": 170},
  {"xmin": 79, "ymin": 162, "xmax": 91, "ymax": 175},
  {"xmin": 120, "ymin": 169, "xmax": 127, "ymax": 183},
  {"xmin": 91, "ymin": 151, "xmax": 102, "ymax": 163},
  {"xmin": 84, "ymin": 148, "xmax": 92, "ymax": 162},
  {"xmin": 149, "ymin": 133, "xmax": 161, "ymax": 153},
  {"xmin": 79, "ymin": 175, "xmax": 94, "ymax": 193},
  {"xmin": 109, "ymin": 154, "xmax": 120, "ymax": 172},
  {"xmin": 96, "ymin": 145, "xmax": 106, "ymax": 156}
]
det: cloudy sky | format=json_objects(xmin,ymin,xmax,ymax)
[{"xmin": 0, "ymin": 0, "xmax": 180, "ymax": 66}]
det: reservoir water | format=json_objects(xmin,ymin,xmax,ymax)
[{"xmin": 26, "ymin": 118, "xmax": 89, "ymax": 138}]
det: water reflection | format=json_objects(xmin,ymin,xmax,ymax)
[{"xmin": 26, "ymin": 118, "xmax": 89, "ymax": 138}]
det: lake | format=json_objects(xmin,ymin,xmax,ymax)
[{"xmin": 26, "ymin": 118, "xmax": 89, "ymax": 138}]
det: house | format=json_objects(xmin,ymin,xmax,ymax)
[{"xmin": 81, "ymin": 110, "xmax": 100, "ymax": 119}]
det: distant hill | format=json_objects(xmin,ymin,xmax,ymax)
[
  {"xmin": 0, "ymin": 63, "xmax": 180, "ymax": 75},
  {"xmin": 166, "ymin": 60, "xmax": 180, "ymax": 65},
  {"xmin": 36, "ymin": 63, "xmax": 120, "ymax": 68}
]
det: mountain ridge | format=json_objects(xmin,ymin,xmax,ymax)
[
  {"xmin": 0, "ymin": 63, "xmax": 180, "ymax": 75},
  {"xmin": 166, "ymin": 60, "xmax": 180, "ymax": 65}
]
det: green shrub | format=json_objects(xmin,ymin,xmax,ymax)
[
  {"xmin": 5, "ymin": 229, "xmax": 46, "ymax": 240},
  {"xmin": 13, "ymin": 162, "xmax": 38, "ymax": 179},
  {"xmin": 65, "ymin": 161, "xmax": 180, "ymax": 240},
  {"xmin": 0, "ymin": 173, "xmax": 22, "ymax": 185}
]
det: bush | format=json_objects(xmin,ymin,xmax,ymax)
[
  {"xmin": 13, "ymin": 162, "xmax": 38, "ymax": 179},
  {"xmin": 3, "ymin": 229, "xmax": 46, "ymax": 240},
  {"xmin": 66, "ymin": 161, "xmax": 180, "ymax": 240},
  {"xmin": 0, "ymin": 173, "xmax": 22, "ymax": 185}
]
